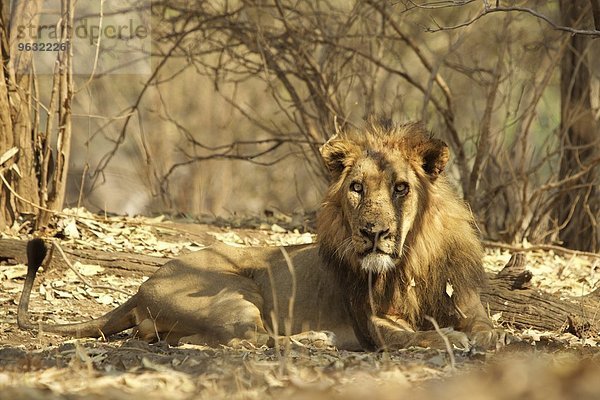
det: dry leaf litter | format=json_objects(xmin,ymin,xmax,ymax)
[{"xmin": 1, "ymin": 208, "xmax": 599, "ymax": 399}]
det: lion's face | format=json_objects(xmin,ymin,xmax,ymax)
[
  {"xmin": 340, "ymin": 152, "xmax": 420, "ymax": 273},
  {"xmin": 318, "ymin": 121, "xmax": 449, "ymax": 274}
]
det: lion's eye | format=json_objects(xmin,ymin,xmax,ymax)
[
  {"xmin": 350, "ymin": 182, "xmax": 363, "ymax": 193},
  {"xmin": 394, "ymin": 182, "xmax": 409, "ymax": 196}
]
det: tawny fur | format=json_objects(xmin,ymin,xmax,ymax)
[
  {"xmin": 18, "ymin": 118, "xmax": 500, "ymax": 351},
  {"xmin": 317, "ymin": 119, "xmax": 491, "ymax": 349}
]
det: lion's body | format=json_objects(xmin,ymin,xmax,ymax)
[
  {"xmin": 130, "ymin": 242, "xmax": 359, "ymax": 348},
  {"xmin": 19, "ymin": 119, "xmax": 501, "ymax": 351}
]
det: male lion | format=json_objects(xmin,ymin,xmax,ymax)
[{"xmin": 18, "ymin": 119, "xmax": 502, "ymax": 351}]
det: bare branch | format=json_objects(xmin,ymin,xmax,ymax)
[{"xmin": 424, "ymin": 5, "xmax": 600, "ymax": 37}]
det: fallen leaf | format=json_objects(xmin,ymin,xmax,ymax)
[
  {"xmin": 96, "ymin": 294, "xmax": 114, "ymax": 305},
  {"xmin": 53, "ymin": 289, "xmax": 73, "ymax": 298},
  {"xmin": 491, "ymin": 312, "xmax": 503, "ymax": 322},
  {"xmin": 270, "ymin": 224, "xmax": 287, "ymax": 233},
  {"xmin": 73, "ymin": 262, "xmax": 104, "ymax": 277},
  {"xmin": 62, "ymin": 218, "xmax": 80, "ymax": 239},
  {"xmin": 1, "ymin": 265, "xmax": 27, "ymax": 280}
]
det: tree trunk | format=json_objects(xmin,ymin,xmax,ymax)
[
  {"xmin": 0, "ymin": 0, "xmax": 74, "ymax": 231},
  {"xmin": 1, "ymin": 238, "xmax": 599, "ymax": 336},
  {"xmin": 0, "ymin": 0, "xmax": 44, "ymax": 230},
  {"xmin": 37, "ymin": 0, "xmax": 74, "ymax": 228},
  {"xmin": 555, "ymin": 0, "xmax": 600, "ymax": 252}
]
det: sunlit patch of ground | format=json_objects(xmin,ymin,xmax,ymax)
[{"xmin": 1, "ymin": 209, "xmax": 599, "ymax": 399}]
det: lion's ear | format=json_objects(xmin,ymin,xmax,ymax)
[
  {"xmin": 420, "ymin": 138, "xmax": 449, "ymax": 179},
  {"xmin": 320, "ymin": 136, "xmax": 360, "ymax": 179}
]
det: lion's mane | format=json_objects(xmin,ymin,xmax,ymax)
[{"xmin": 316, "ymin": 119, "xmax": 486, "ymax": 349}]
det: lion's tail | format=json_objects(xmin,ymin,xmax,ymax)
[{"xmin": 18, "ymin": 239, "xmax": 138, "ymax": 338}]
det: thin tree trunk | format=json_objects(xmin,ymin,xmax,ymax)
[
  {"xmin": 0, "ymin": 0, "xmax": 44, "ymax": 229},
  {"xmin": 555, "ymin": 0, "xmax": 600, "ymax": 252},
  {"xmin": 38, "ymin": 0, "xmax": 74, "ymax": 227},
  {"xmin": 0, "ymin": 0, "xmax": 73, "ymax": 231}
]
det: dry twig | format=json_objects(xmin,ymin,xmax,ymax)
[
  {"xmin": 52, "ymin": 241, "xmax": 134, "ymax": 296},
  {"xmin": 482, "ymin": 240, "xmax": 600, "ymax": 260}
]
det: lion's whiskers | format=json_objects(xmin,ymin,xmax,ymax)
[
  {"xmin": 398, "ymin": 240, "xmax": 411, "ymax": 260},
  {"xmin": 332, "ymin": 237, "xmax": 354, "ymax": 261},
  {"xmin": 341, "ymin": 238, "xmax": 355, "ymax": 260}
]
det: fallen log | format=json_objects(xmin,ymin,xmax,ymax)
[
  {"xmin": 480, "ymin": 253, "xmax": 599, "ymax": 338},
  {"xmin": 0, "ymin": 238, "xmax": 164, "ymax": 274}
]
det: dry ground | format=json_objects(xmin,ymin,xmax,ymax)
[{"xmin": 1, "ymin": 209, "xmax": 600, "ymax": 399}]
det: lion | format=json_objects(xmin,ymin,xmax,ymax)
[{"xmin": 18, "ymin": 119, "xmax": 503, "ymax": 351}]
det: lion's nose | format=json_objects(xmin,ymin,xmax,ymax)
[{"xmin": 360, "ymin": 227, "xmax": 390, "ymax": 243}]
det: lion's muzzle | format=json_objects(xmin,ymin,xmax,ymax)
[
  {"xmin": 357, "ymin": 222, "xmax": 397, "ymax": 252},
  {"xmin": 359, "ymin": 226, "xmax": 390, "ymax": 249},
  {"xmin": 356, "ymin": 224, "xmax": 398, "ymax": 273},
  {"xmin": 360, "ymin": 253, "xmax": 396, "ymax": 274}
]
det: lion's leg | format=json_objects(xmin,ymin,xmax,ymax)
[
  {"xmin": 130, "ymin": 271, "xmax": 337, "ymax": 348},
  {"xmin": 130, "ymin": 271, "xmax": 276, "ymax": 346},
  {"xmin": 132, "ymin": 296, "xmax": 271, "ymax": 347},
  {"xmin": 224, "ymin": 330, "xmax": 336, "ymax": 349},
  {"xmin": 178, "ymin": 322, "xmax": 336, "ymax": 349},
  {"xmin": 368, "ymin": 315, "xmax": 471, "ymax": 350},
  {"xmin": 168, "ymin": 306, "xmax": 274, "ymax": 346},
  {"xmin": 455, "ymin": 292, "xmax": 507, "ymax": 350},
  {"xmin": 265, "ymin": 330, "xmax": 336, "ymax": 348}
]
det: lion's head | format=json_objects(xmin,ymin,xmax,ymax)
[{"xmin": 317, "ymin": 119, "xmax": 454, "ymax": 275}]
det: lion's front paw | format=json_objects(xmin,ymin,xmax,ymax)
[
  {"xmin": 411, "ymin": 328, "xmax": 471, "ymax": 351},
  {"xmin": 290, "ymin": 330, "xmax": 337, "ymax": 348},
  {"xmin": 470, "ymin": 328, "xmax": 513, "ymax": 351},
  {"xmin": 442, "ymin": 329, "xmax": 471, "ymax": 350}
]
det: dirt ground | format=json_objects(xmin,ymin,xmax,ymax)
[{"xmin": 1, "ymin": 210, "xmax": 600, "ymax": 399}]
